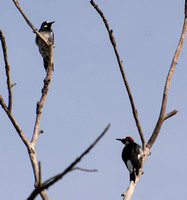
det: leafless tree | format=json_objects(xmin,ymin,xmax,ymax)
[
  {"xmin": 0, "ymin": 1, "xmax": 110, "ymax": 200},
  {"xmin": 1, "ymin": 0, "xmax": 187, "ymax": 200},
  {"xmin": 90, "ymin": 0, "xmax": 187, "ymax": 199}
]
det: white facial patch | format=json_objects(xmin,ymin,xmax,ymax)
[{"xmin": 127, "ymin": 160, "xmax": 133, "ymax": 173}]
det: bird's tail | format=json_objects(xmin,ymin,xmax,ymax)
[
  {"xmin": 130, "ymin": 172, "xmax": 136, "ymax": 182},
  {"xmin": 44, "ymin": 58, "xmax": 54, "ymax": 72}
]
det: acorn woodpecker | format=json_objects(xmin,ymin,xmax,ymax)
[
  {"xmin": 36, "ymin": 21, "xmax": 55, "ymax": 71},
  {"xmin": 117, "ymin": 136, "xmax": 143, "ymax": 182}
]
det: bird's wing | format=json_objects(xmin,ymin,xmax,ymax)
[{"xmin": 129, "ymin": 144, "xmax": 142, "ymax": 167}]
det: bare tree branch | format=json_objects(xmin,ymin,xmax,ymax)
[
  {"xmin": 90, "ymin": 0, "xmax": 145, "ymax": 149},
  {"xmin": 0, "ymin": 95, "xmax": 29, "ymax": 146},
  {"xmin": 12, "ymin": 0, "xmax": 54, "ymax": 47},
  {"xmin": 0, "ymin": 94, "xmax": 49, "ymax": 199},
  {"xmin": 9, "ymin": 1, "xmax": 54, "ymax": 199},
  {"xmin": 31, "ymin": 45, "xmax": 53, "ymax": 146},
  {"xmin": 164, "ymin": 109, "xmax": 178, "ymax": 121},
  {"xmin": 0, "ymin": 30, "xmax": 13, "ymax": 112},
  {"xmin": 91, "ymin": 1, "xmax": 187, "ymax": 200},
  {"xmin": 122, "ymin": 1, "xmax": 187, "ymax": 199},
  {"xmin": 71, "ymin": 167, "xmax": 98, "ymax": 172},
  {"xmin": 146, "ymin": 1, "xmax": 187, "ymax": 149},
  {"xmin": 38, "ymin": 162, "xmax": 42, "ymax": 187},
  {"xmin": 27, "ymin": 124, "xmax": 110, "ymax": 200}
]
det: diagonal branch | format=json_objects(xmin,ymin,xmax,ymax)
[
  {"xmin": 0, "ymin": 30, "xmax": 13, "ymax": 112},
  {"xmin": 0, "ymin": 95, "xmax": 30, "ymax": 147},
  {"xmin": 146, "ymin": 1, "xmax": 187, "ymax": 149},
  {"xmin": 27, "ymin": 124, "xmax": 110, "ymax": 200},
  {"xmin": 164, "ymin": 109, "xmax": 178, "ymax": 121},
  {"xmin": 90, "ymin": 0, "xmax": 145, "ymax": 148},
  {"xmin": 12, "ymin": 0, "xmax": 54, "ymax": 47}
]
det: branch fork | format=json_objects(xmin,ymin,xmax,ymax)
[{"xmin": 90, "ymin": 0, "xmax": 187, "ymax": 199}]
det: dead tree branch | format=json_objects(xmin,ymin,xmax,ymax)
[
  {"xmin": 90, "ymin": 0, "xmax": 145, "ymax": 149},
  {"xmin": 12, "ymin": 0, "xmax": 54, "ymax": 47},
  {"xmin": 31, "ymin": 45, "xmax": 53, "ymax": 146},
  {"xmin": 71, "ymin": 167, "xmax": 98, "ymax": 172},
  {"xmin": 164, "ymin": 109, "xmax": 178, "ymax": 121},
  {"xmin": 0, "ymin": 1, "xmax": 55, "ymax": 199},
  {"xmin": 0, "ymin": 30, "xmax": 13, "ymax": 112},
  {"xmin": 27, "ymin": 124, "xmax": 110, "ymax": 200},
  {"xmin": 0, "ymin": 95, "xmax": 29, "ymax": 147},
  {"xmin": 146, "ymin": 1, "xmax": 187, "ymax": 149},
  {"xmin": 12, "ymin": 0, "xmax": 54, "ymax": 147},
  {"xmin": 91, "ymin": 1, "xmax": 187, "ymax": 200}
]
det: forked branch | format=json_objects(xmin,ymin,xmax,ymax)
[
  {"xmin": 0, "ymin": 27, "xmax": 49, "ymax": 199},
  {"xmin": 146, "ymin": 0, "xmax": 187, "ymax": 149},
  {"xmin": 91, "ymin": 1, "xmax": 187, "ymax": 200},
  {"xmin": 27, "ymin": 124, "xmax": 110, "ymax": 200}
]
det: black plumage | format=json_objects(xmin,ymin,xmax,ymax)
[
  {"xmin": 117, "ymin": 136, "xmax": 143, "ymax": 182},
  {"xmin": 36, "ymin": 21, "xmax": 55, "ymax": 71}
]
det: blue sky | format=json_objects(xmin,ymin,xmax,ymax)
[{"xmin": 0, "ymin": 0, "xmax": 187, "ymax": 199}]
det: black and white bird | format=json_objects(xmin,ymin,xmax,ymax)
[
  {"xmin": 117, "ymin": 136, "xmax": 143, "ymax": 182},
  {"xmin": 36, "ymin": 21, "xmax": 55, "ymax": 71}
]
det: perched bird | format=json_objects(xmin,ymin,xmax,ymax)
[
  {"xmin": 36, "ymin": 21, "xmax": 55, "ymax": 71},
  {"xmin": 117, "ymin": 136, "xmax": 143, "ymax": 182}
]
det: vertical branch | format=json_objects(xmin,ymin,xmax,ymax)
[
  {"xmin": 90, "ymin": 0, "xmax": 145, "ymax": 148},
  {"xmin": 31, "ymin": 45, "xmax": 53, "ymax": 146},
  {"xmin": 0, "ymin": 30, "xmax": 13, "ymax": 112},
  {"xmin": 146, "ymin": 0, "xmax": 187, "ymax": 149}
]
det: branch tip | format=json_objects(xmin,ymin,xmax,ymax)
[
  {"xmin": 164, "ymin": 109, "xmax": 178, "ymax": 120},
  {"xmin": 39, "ymin": 130, "xmax": 44, "ymax": 134},
  {"xmin": 11, "ymin": 83, "xmax": 16, "ymax": 87}
]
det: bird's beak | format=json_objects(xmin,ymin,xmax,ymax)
[
  {"xmin": 116, "ymin": 138, "xmax": 122, "ymax": 141},
  {"xmin": 50, "ymin": 21, "xmax": 55, "ymax": 24}
]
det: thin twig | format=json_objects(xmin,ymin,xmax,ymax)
[
  {"xmin": 90, "ymin": 0, "xmax": 145, "ymax": 149},
  {"xmin": 146, "ymin": 1, "xmax": 187, "ymax": 149},
  {"xmin": 71, "ymin": 167, "xmax": 98, "ymax": 172},
  {"xmin": 27, "ymin": 124, "xmax": 110, "ymax": 200},
  {"xmin": 164, "ymin": 109, "xmax": 178, "ymax": 120},
  {"xmin": 0, "ymin": 30, "xmax": 13, "ymax": 112}
]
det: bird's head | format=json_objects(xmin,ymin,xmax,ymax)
[
  {"xmin": 116, "ymin": 136, "xmax": 134, "ymax": 145},
  {"xmin": 40, "ymin": 21, "xmax": 55, "ymax": 29}
]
